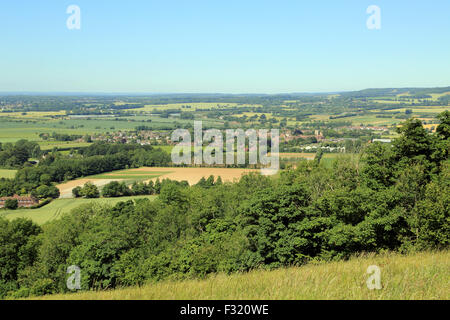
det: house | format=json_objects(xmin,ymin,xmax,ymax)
[
  {"xmin": 0, "ymin": 195, "xmax": 39, "ymax": 208},
  {"xmin": 372, "ymin": 138, "xmax": 392, "ymax": 143}
]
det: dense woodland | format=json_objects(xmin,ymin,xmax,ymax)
[
  {"xmin": 0, "ymin": 143, "xmax": 171, "ymax": 198},
  {"xmin": 0, "ymin": 112, "xmax": 448, "ymax": 298}
]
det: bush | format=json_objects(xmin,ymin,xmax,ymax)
[
  {"xmin": 79, "ymin": 182, "xmax": 100, "ymax": 198},
  {"xmin": 72, "ymin": 186, "xmax": 82, "ymax": 198},
  {"xmin": 4, "ymin": 199, "xmax": 18, "ymax": 210},
  {"xmin": 102, "ymin": 181, "xmax": 131, "ymax": 198}
]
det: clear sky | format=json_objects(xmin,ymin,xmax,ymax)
[{"xmin": 1, "ymin": 0, "xmax": 449, "ymax": 93}]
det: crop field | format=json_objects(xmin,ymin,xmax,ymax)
[
  {"xmin": 32, "ymin": 250, "xmax": 450, "ymax": 300},
  {"xmin": 0, "ymin": 195, "xmax": 156, "ymax": 225},
  {"xmin": 56, "ymin": 167, "xmax": 261, "ymax": 198},
  {"xmin": 384, "ymin": 106, "xmax": 450, "ymax": 114},
  {"xmin": 127, "ymin": 102, "xmax": 262, "ymax": 112},
  {"xmin": 128, "ymin": 167, "xmax": 261, "ymax": 185},
  {"xmin": 331, "ymin": 115, "xmax": 400, "ymax": 126},
  {"xmin": 0, "ymin": 111, "xmax": 66, "ymax": 119},
  {"xmin": 57, "ymin": 178, "xmax": 126, "ymax": 198},
  {"xmin": 90, "ymin": 169, "xmax": 171, "ymax": 180},
  {"xmin": 0, "ymin": 169, "xmax": 17, "ymax": 179},
  {"xmin": 39, "ymin": 141, "xmax": 92, "ymax": 150},
  {"xmin": 280, "ymin": 153, "xmax": 316, "ymax": 160},
  {"xmin": 0, "ymin": 114, "xmax": 222, "ymax": 143},
  {"xmin": 280, "ymin": 153, "xmax": 357, "ymax": 168}
]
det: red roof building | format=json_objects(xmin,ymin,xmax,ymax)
[{"xmin": 0, "ymin": 195, "xmax": 39, "ymax": 208}]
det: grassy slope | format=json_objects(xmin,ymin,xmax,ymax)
[
  {"xmin": 34, "ymin": 250, "xmax": 449, "ymax": 300},
  {"xmin": 0, "ymin": 196, "xmax": 156, "ymax": 225}
]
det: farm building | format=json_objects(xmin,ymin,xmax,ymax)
[{"xmin": 0, "ymin": 195, "xmax": 39, "ymax": 208}]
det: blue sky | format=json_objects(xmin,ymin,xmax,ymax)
[{"xmin": 1, "ymin": 0, "xmax": 449, "ymax": 93}]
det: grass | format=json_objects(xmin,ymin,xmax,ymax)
[
  {"xmin": 38, "ymin": 141, "xmax": 92, "ymax": 150},
  {"xmin": 0, "ymin": 169, "xmax": 17, "ymax": 179},
  {"xmin": 0, "ymin": 195, "xmax": 156, "ymax": 225},
  {"xmin": 0, "ymin": 116, "xmax": 212, "ymax": 143},
  {"xmin": 31, "ymin": 250, "xmax": 449, "ymax": 300},
  {"xmin": 88, "ymin": 169, "xmax": 171, "ymax": 181},
  {"xmin": 384, "ymin": 106, "xmax": 449, "ymax": 114},
  {"xmin": 127, "ymin": 102, "xmax": 262, "ymax": 112}
]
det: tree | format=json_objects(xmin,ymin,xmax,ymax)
[
  {"xmin": 0, "ymin": 218, "xmax": 41, "ymax": 298},
  {"xmin": 314, "ymin": 149, "xmax": 324, "ymax": 165},
  {"xmin": 240, "ymin": 182, "xmax": 310, "ymax": 267},
  {"xmin": 81, "ymin": 182, "xmax": 99, "ymax": 199},
  {"xmin": 102, "ymin": 181, "xmax": 131, "ymax": 198},
  {"xmin": 205, "ymin": 175, "xmax": 215, "ymax": 188},
  {"xmin": 32, "ymin": 185, "xmax": 60, "ymax": 200},
  {"xmin": 361, "ymin": 142, "xmax": 396, "ymax": 189},
  {"xmin": 436, "ymin": 110, "xmax": 450, "ymax": 140},
  {"xmin": 72, "ymin": 186, "xmax": 82, "ymax": 198},
  {"xmin": 393, "ymin": 118, "xmax": 433, "ymax": 160},
  {"xmin": 154, "ymin": 179, "xmax": 161, "ymax": 194},
  {"xmin": 4, "ymin": 199, "xmax": 18, "ymax": 210}
]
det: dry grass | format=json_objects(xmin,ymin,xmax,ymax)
[
  {"xmin": 33, "ymin": 250, "xmax": 449, "ymax": 300},
  {"xmin": 57, "ymin": 179, "xmax": 123, "ymax": 198},
  {"xmin": 56, "ymin": 168, "xmax": 262, "ymax": 198},
  {"xmin": 131, "ymin": 167, "xmax": 261, "ymax": 185}
]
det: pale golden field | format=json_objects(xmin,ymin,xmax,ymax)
[
  {"xmin": 32, "ymin": 250, "xmax": 449, "ymax": 300},
  {"xmin": 127, "ymin": 103, "xmax": 262, "ymax": 112},
  {"xmin": 56, "ymin": 167, "xmax": 261, "ymax": 197},
  {"xmin": 57, "ymin": 178, "xmax": 122, "ymax": 198},
  {"xmin": 279, "ymin": 153, "xmax": 315, "ymax": 160},
  {"xmin": 130, "ymin": 167, "xmax": 260, "ymax": 185}
]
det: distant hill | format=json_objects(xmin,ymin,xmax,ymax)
[{"xmin": 340, "ymin": 86, "xmax": 450, "ymax": 98}]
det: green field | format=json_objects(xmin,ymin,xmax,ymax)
[
  {"xmin": 38, "ymin": 141, "xmax": 93, "ymax": 150},
  {"xmin": 88, "ymin": 169, "xmax": 171, "ymax": 181},
  {"xmin": 0, "ymin": 196, "xmax": 156, "ymax": 225},
  {"xmin": 0, "ymin": 114, "xmax": 222, "ymax": 143},
  {"xmin": 31, "ymin": 250, "xmax": 449, "ymax": 300},
  {"xmin": 0, "ymin": 169, "xmax": 17, "ymax": 179},
  {"xmin": 280, "ymin": 153, "xmax": 358, "ymax": 168},
  {"xmin": 127, "ymin": 102, "xmax": 262, "ymax": 112}
]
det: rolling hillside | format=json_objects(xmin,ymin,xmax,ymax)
[
  {"xmin": 32, "ymin": 250, "xmax": 449, "ymax": 300},
  {"xmin": 0, "ymin": 196, "xmax": 156, "ymax": 225}
]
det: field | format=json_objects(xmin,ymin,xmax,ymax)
[
  {"xmin": 57, "ymin": 167, "xmax": 261, "ymax": 198},
  {"xmin": 0, "ymin": 113, "xmax": 222, "ymax": 143},
  {"xmin": 38, "ymin": 141, "xmax": 92, "ymax": 151},
  {"xmin": 280, "ymin": 153, "xmax": 358, "ymax": 168},
  {"xmin": 0, "ymin": 196, "xmax": 156, "ymax": 225},
  {"xmin": 126, "ymin": 102, "xmax": 262, "ymax": 112},
  {"xmin": 383, "ymin": 106, "xmax": 450, "ymax": 114},
  {"xmin": 0, "ymin": 169, "xmax": 17, "ymax": 179},
  {"xmin": 31, "ymin": 250, "xmax": 449, "ymax": 300},
  {"xmin": 57, "ymin": 178, "xmax": 123, "ymax": 198},
  {"xmin": 129, "ymin": 167, "xmax": 261, "ymax": 185}
]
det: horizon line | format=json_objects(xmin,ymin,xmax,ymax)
[{"xmin": 0, "ymin": 85, "xmax": 450, "ymax": 96}]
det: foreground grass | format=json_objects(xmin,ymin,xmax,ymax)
[
  {"xmin": 0, "ymin": 195, "xmax": 156, "ymax": 225},
  {"xmin": 34, "ymin": 250, "xmax": 449, "ymax": 300}
]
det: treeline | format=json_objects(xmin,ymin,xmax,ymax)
[
  {"xmin": 75, "ymin": 176, "xmax": 222, "ymax": 199},
  {"xmin": 74, "ymin": 178, "xmax": 191, "ymax": 198},
  {"xmin": 0, "ymin": 112, "xmax": 448, "ymax": 298},
  {"xmin": 0, "ymin": 140, "xmax": 41, "ymax": 168},
  {"xmin": 0, "ymin": 142, "xmax": 171, "ymax": 197},
  {"xmin": 39, "ymin": 132, "xmax": 83, "ymax": 142}
]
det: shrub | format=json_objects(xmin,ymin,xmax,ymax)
[{"xmin": 4, "ymin": 199, "xmax": 18, "ymax": 210}]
